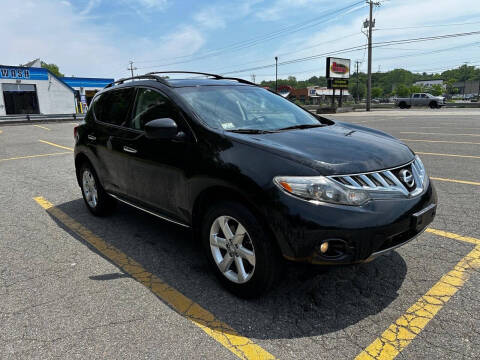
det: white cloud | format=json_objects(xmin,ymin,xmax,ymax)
[
  {"xmin": 80, "ymin": 0, "xmax": 101, "ymax": 16},
  {"xmin": 255, "ymin": 0, "xmax": 329, "ymax": 21},
  {"xmin": 134, "ymin": 0, "xmax": 169, "ymax": 10},
  {"xmin": 194, "ymin": 0, "xmax": 262, "ymax": 30},
  {"xmin": 194, "ymin": 8, "xmax": 226, "ymax": 29},
  {"xmin": 0, "ymin": 0, "xmax": 203, "ymax": 79}
]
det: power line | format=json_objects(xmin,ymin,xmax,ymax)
[
  {"xmin": 216, "ymin": 30, "xmax": 480, "ymax": 76},
  {"xmin": 135, "ymin": 1, "xmax": 366, "ymax": 69},
  {"xmin": 200, "ymin": 32, "xmax": 361, "ymax": 75},
  {"xmin": 375, "ymin": 19, "xmax": 480, "ymax": 31}
]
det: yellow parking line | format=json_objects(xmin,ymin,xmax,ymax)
[
  {"xmin": 33, "ymin": 196, "xmax": 276, "ymax": 360},
  {"xmin": 356, "ymin": 230, "xmax": 480, "ymax": 360},
  {"xmin": 33, "ymin": 124, "xmax": 51, "ymax": 131},
  {"xmin": 426, "ymin": 228, "xmax": 480, "ymax": 246},
  {"xmin": 400, "ymin": 132, "xmax": 480, "ymax": 137},
  {"xmin": 39, "ymin": 139, "xmax": 73, "ymax": 151},
  {"xmin": 430, "ymin": 177, "xmax": 480, "ymax": 186},
  {"xmin": 400, "ymin": 139, "xmax": 480, "ymax": 145},
  {"xmin": 415, "ymin": 152, "xmax": 480, "ymax": 159},
  {"xmin": 0, "ymin": 152, "xmax": 71, "ymax": 162}
]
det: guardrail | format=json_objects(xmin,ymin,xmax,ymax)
[{"xmin": 0, "ymin": 113, "xmax": 84, "ymax": 124}]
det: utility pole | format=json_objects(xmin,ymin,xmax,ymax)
[
  {"xmin": 275, "ymin": 56, "xmax": 278, "ymax": 92},
  {"xmin": 355, "ymin": 60, "xmax": 361, "ymax": 104},
  {"xmin": 364, "ymin": 1, "xmax": 380, "ymax": 111},
  {"xmin": 127, "ymin": 60, "xmax": 137, "ymax": 78},
  {"xmin": 250, "ymin": 74, "xmax": 256, "ymax": 84}
]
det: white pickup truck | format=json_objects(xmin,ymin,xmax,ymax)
[{"xmin": 395, "ymin": 93, "xmax": 446, "ymax": 109}]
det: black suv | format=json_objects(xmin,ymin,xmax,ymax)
[{"xmin": 74, "ymin": 72, "xmax": 437, "ymax": 298}]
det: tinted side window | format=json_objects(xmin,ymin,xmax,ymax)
[
  {"xmin": 413, "ymin": 94, "xmax": 420, "ymax": 98},
  {"xmin": 130, "ymin": 88, "xmax": 176, "ymax": 130},
  {"xmin": 94, "ymin": 88, "xmax": 134, "ymax": 126}
]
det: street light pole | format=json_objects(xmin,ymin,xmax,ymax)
[{"xmin": 275, "ymin": 56, "xmax": 278, "ymax": 92}]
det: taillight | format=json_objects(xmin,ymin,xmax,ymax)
[{"xmin": 74, "ymin": 126, "xmax": 79, "ymax": 143}]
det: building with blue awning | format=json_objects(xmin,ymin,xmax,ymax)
[{"xmin": 0, "ymin": 59, "xmax": 114, "ymax": 115}]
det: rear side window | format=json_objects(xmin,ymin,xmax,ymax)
[
  {"xmin": 129, "ymin": 88, "xmax": 177, "ymax": 130},
  {"xmin": 93, "ymin": 88, "xmax": 135, "ymax": 126}
]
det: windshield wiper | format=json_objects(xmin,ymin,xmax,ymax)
[
  {"xmin": 228, "ymin": 129, "xmax": 273, "ymax": 134},
  {"xmin": 275, "ymin": 124, "xmax": 325, "ymax": 131}
]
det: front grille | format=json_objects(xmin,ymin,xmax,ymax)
[{"xmin": 329, "ymin": 158, "xmax": 426, "ymax": 198}]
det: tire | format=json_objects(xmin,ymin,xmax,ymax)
[
  {"xmin": 79, "ymin": 162, "xmax": 116, "ymax": 216},
  {"xmin": 429, "ymin": 101, "xmax": 438, "ymax": 109},
  {"xmin": 406, "ymin": 105, "xmax": 412, "ymax": 109},
  {"xmin": 201, "ymin": 201, "xmax": 281, "ymax": 298},
  {"xmin": 399, "ymin": 102, "xmax": 407, "ymax": 109}
]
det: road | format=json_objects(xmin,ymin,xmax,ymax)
[{"xmin": 1, "ymin": 108, "xmax": 479, "ymax": 359}]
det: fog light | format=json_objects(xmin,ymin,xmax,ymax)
[{"xmin": 320, "ymin": 242, "xmax": 329, "ymax": 254}]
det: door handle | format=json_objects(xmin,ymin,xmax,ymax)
[
  {"xmin": 123, "ymin": 146, "xmax": 138, "ymax": 154},
  {"xmin": 88, "ymin": 134, "xmax": 96, "ymax": 141}
]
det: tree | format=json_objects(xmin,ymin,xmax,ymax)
[
  {"xmin": 349, "ymin": 82, "xmax": 366, "ymax": 101},
  {"xmin": 445, "ymin": 79, "xmax": 459, "ymax": 95},
  {"xmin": 409, "ymin": 84, "xmax": 425, "ymax": 94},
  {"xmin": 41, "ymin": 61, "xmax": 64, "ymax": 77},
  {"xmin": 394, "ymin": 84, "xmax": 410, "ymax": 97},
  {"xmin": 371, "ymin": 87, "xmax": 383, "ymax": 98},
  {"xmin": 429, "ymin": 84, "xmax": 444, "ymax": 96}
]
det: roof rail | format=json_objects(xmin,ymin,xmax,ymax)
[
  {"xmin": 146, "ymin": 71, "xmax": 223, "ymax": 79},
  {"xmin": 104, "ymin": 71, "xmax": 259, "ymax": 89},
  {"xmin": 104, "ymin": 74, "xmax": 169, "ymax": 88},
  {"xmin": 146, "ymin": 71, "xmax": 258, "ymax": 86}
]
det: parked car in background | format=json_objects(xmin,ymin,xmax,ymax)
[
  {"xmin": 395, "ymin": 93, "xmax": 446, "ymax": 109},
  {"xmin": 74, "ymin": 71, "xmax": 437, "ymax": 298}
]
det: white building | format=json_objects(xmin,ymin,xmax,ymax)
[
  {"xmin": 413, "ymin": 79, "xmax": 445, "ymax": 88},
  {"xmin": 0, "ymin": 59, "xmax": 113, "ymax": 116}
]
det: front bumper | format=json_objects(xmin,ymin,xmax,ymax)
[{"xmin": 266, "ymin": 181, "xmax": 437, "ymax": 264}]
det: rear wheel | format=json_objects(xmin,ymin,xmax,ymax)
[
  {"xmin": 79, "ymin": 163, "xmax": 115, "ymax": 216},
  {"xmin": 399, "ymin": 102, "xmax": 407, "ymax": 109},
  {"xmin": 201, "ymin": 202, "xmax": 281, "ymax": 298}
]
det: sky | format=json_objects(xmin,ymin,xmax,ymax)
[{"xmin": 1, "ymin": 0, "xmax": 480, "ymax": 81}]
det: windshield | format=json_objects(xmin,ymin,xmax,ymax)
[{"xmin": 176, "ymin": 85, "xmax": 322, "ymax": 132}]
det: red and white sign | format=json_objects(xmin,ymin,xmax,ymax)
[{"xmin": 326, "ymin": 57, "xmax": 350, "ymax": 79}]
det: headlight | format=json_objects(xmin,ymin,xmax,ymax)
[
  {"xmin": 414, "ymin": 155, "xmax": 428, "ymax": 187},
  {"xmin": 273, "ymin": 176, "xmax": 370, "ymax": 206}
]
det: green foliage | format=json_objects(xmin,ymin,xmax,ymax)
[
  {"xmin": 258, "ymin": 64, "xmax": 479, "ymax": 97},
  {"xmin": 445, "ymin": 79, "xmax": 459, "ymax": 95},
  {"xmin": 41, "ymin": 61, "xmax": 64, "ymax": 77},
  {"xmin": 409, "ymin": 85, "xmax": 425, "ymax": 94},
  {"xmin": 349, "ymin": 81, "xmax": 366, "ymax": 101},
  {"xmin": 371, "ymin": 87, "xmax": 383, "ymax": 98},
  {"xmin": 394, "ymin": 84, "xmax": 410, "ymax": 97},
  {"xmin": 429, "ymin": 84, "xmax": 444, "ymax": 96}
]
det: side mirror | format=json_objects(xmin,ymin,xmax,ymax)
[{"xmin": 144, "ymin": 118, "xmax": 178, "ymax": 140}]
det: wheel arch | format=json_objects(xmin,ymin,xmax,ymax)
[
  {"xmin": 191, "ymin": 185, "xmax": 288, "ymax": 257},
  {"xmin": 74, "ymin": 152, "xmax": 91, "ymax": 187}
]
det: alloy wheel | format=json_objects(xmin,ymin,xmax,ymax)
[
  {"xmin": 209, "ymin": 215, "xmax": 256, "ymax": 284},
  {"xmin": 82, "ymin": 169, "xmax": 98, "ymax": 208}
]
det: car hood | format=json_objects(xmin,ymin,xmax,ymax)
[{"xmin": 226, "ymin": 123, "xmax": 414, "ymax": 175}]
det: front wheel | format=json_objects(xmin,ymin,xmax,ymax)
[
  {"xmin": 429, "ymin": 101, "xmax": 438, "ymax": 109},
  {"xmin": 79, "ymin": 163, "xmax": 115, "ymax": 216},
  {"xmin": 201, "ymin": 202, "xmax": 281, "ymax": 298}
]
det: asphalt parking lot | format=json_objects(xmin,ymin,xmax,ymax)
[{"xmin": 1, "ymin": 108, "xmax": 479, "ymax": 359}]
